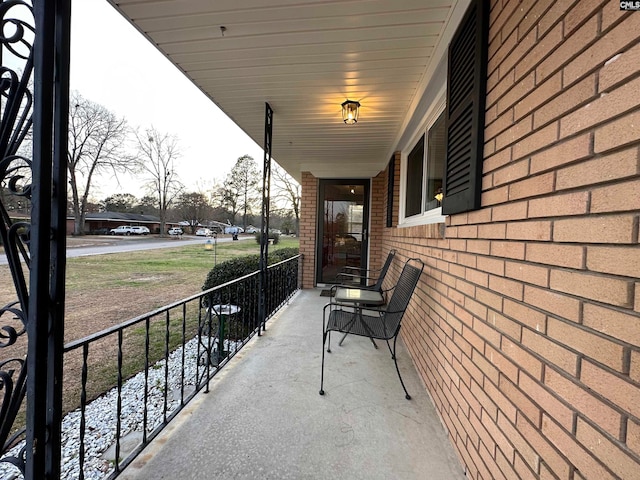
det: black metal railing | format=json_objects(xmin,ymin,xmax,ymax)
[{"xmin": 57, "ymin": 254, "xmax": 300, "ymax": 480}]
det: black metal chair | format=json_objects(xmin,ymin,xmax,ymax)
[
  {"xmin": 334, "ymin": 249, "xmax": 396, "ymax": 292},
  {"xmin": 320, "ymin": 258, "xmax": 424, "ymax": 400},
  {"xmin": 329, "ymin": 250, "xmax": 397, "ymax": 347}
]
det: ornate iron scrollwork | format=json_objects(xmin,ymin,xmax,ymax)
[{"xmin": 0, "ymin": 0, "xmax": 35, "ymax": 476}]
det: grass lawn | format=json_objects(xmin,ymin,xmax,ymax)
[
  {"xmin": 31, "ymin": 236, "xmax": 299, "ymax": 342},
  {"xmin": 0, "ymin": 235, "xmax": 300, "ymax": 417}
]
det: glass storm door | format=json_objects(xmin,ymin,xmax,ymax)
[{"xmin": 316, "ymin": 179, "xmax": 370, "ymax": 284}]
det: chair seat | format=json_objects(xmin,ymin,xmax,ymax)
[{"xmin": 327, "ymin": 309, "xmax": 397, "ymax": 341}]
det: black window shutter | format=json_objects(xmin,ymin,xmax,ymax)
[
  {"xmin": 442, "ymin": 0, "xmax": 489, "ymax": 215},
  {"xmin": 386, "ymin": 155, "xmax": 395, "ymax": 227}
]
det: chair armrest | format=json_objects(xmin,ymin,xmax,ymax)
[
  {"xmin": 335, "ymin": 272, "xmax": 378, "ymax": 286},
  {"xmin": 375, "ymin": 283, "xmax": 397, "ymax": 303},
  {"xmin": 339, "ymin": 265, "xmax": 384, "ymax": 276},
  {"xmin": 360, "ymin": 306, "xmax": 404, "ymax": 316},
  {"xmin": 323, "ymin": 300, "xmax": 357, "ymax": 317},
  {"xmin": 340, "ymin": 265, "xmax": 366, "ymax": 273},
  {"xmin": 323, "ymin": 302, "xmax": 335, "ymax": 313}
]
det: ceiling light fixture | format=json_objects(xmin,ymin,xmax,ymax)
[{"xmin": 341, "ymin": 100, "xmax": 360, "ymax": 124}]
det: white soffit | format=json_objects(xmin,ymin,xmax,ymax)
[{"xmin": 109, "ymin": 0, "xmax": 460, "ymax": 182}]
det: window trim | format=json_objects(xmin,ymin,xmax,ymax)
[{"xmin": 399, "ymin": 87, "xmax": 447, "ymax": 227}]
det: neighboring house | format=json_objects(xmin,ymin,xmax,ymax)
[{"xmin": 66, "ymin": 212, "xmax": 161, "ymax": 234}]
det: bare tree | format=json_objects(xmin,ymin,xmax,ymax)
[
  {"xmin": 134, "ymin": 126, "xmax": 183, "ymax": 236},
  {"xmin": 271, "ymin": 163, "xmax": 300, "ymax": 234},
  {"xmin": 225, "ymin": 154, "xmax": 260, "ymax": 228},
  {"xmin": 175, "ymin": 191, "xmax": 213, "ymax": 233},
  {"xmin": 212, "ymin": 181, "xmax": 238, "ymax": 225},
  {"xmin": 68, "ymin": 91, "xmax": 131, "ymax": 235}
]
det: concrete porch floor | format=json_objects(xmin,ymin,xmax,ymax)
[{"xmin": 120, "ymin": 289, "xmax": 464, "ymax": 480}]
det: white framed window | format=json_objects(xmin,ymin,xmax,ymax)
[{"xmin": 399, "ymin": 93, "xmax": 447, "ymax": 226}]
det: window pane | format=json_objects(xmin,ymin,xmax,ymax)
[
  {"xmin": 425, "ymin": 112, "xmax": 446, "ymax": 212},
  {"xmin": 405, "ymin": 135, "xmax": 424, "ymax": 217}
]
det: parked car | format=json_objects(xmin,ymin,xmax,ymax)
[
  {"xmin": 130, "ymin": 226, "xmax": 150, "ymax": 235},
  {"xmin": 224, "ymin": 226, "xmax": 244, "ymax": 234},
  {"xmin": 245, "ymin": 226, "xmax": 259, "ymax": 234},
  {"xmin": 109, "ymin": 226, "xmax": 133, "ymax": 235},
  {"xmin": 168, "ymin": 227, "xmax": 183, "ymax": 235},
  {"xmin": 195, "ymin": 228, "xmax": 212, "ymax": 236}
]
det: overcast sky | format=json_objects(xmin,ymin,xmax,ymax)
[{"xmin": 69, "ymin": 0, "xmax": 265, "ymax": 199}]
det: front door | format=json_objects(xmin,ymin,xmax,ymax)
[{"xmin": 316, "ymin": 179, "xmax": 370, "ymax": 284}]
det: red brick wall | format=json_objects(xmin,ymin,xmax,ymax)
[
  {"xmin": 299, "ymin": 172, "xmax": 317, "ymax": 288},
  {"xmin": 382, "ymin": 2, "xmax": 640, "ymax": 479},
  {"xmin": 369, "ymin": 171, "xmax": 386, "ymax": 273}
]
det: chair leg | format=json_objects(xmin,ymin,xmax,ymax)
[
  {"xmin": 392, "ymin": 335, "xmax": 411, "ymax": 400},
  {"xmin": 385, "ymin": 338, "xmax": 394, "ymax": 359},
  {"xmin": 320, "ymin": 330, "xmax": 326, "ymax": 395}
]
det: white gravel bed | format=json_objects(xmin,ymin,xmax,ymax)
[{"xmin": 0, "ymin": 335, "xmax": 240, "ymax": 480}]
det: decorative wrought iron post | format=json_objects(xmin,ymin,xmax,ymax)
[
  {"xmin": 0, "ymin": 1, "xmax": 70, "ymax": 478},
  {"xmin": 258, "ymin": 103, "xmax": 273, "ymax": 334}
]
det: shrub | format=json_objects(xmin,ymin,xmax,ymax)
[
  {"xmin": 269, "ymin": 247, "xmax": 299, "ymax": 263},
  {"xmin": 201, "ymin": 248, "xmax": 299, "ymax": 339},
  {"xmin": 202, "ymin": 254, "xmax": 260, "ymax": 291},
  {"xmin": 254, "ymin": 231, "xmax": 280, "ymax": 245},
  {"xmin": 202, "ymin": 248, "xmax": 299, "ymax": 291}
]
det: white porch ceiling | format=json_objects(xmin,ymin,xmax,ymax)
[{"xmin": 108, "ymin": 0, "xmax": 467, "ymax": 181}]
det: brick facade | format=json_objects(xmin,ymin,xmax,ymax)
[
  {"xmin": 379, "ymin": 3, "xmax": 640, "ymax": 479},
  {"xmin": 298, "ymin": 2, "xmax": 640, "ymax": 478},
  {"xmin": 299, "ymin": 171, "xmax": 317, "ymax": 289},
  {"xmin": 368, "ymin": 170, "xmax": 386, "ymax": 273}
]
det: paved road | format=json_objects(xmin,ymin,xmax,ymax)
[{"xmin": 0, "ymin": 235, "xmax": 254, "ymax": 265}]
